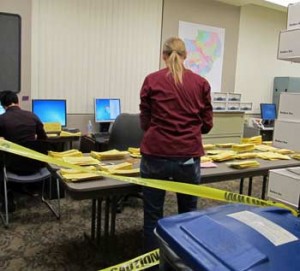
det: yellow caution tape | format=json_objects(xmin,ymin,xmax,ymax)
[
  {"xmin": 0, "ymin": 138, "xmax": 298, "ymax": 217},
  {"xmin": 2, "ymin": 138, "xmax": 300, "ymax": 271},
  {"xmin": 99, "ymin": 249, "xmax": 159, "ymax": 271}
]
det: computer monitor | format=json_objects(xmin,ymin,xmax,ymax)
[
  {"xmin": 32, "ymin": 99, "xmax": 67, "ymax": 127},
  {"xmin": 94, "ymin": 98, "xmax": 121, "ymax": 133},
  {"xmin": 0, "ymin": 105, "xmax": 5, "ymax": 115},
  {"xmin": 260, "ymin": 103, "xmax": 276, "ymax": 124}
]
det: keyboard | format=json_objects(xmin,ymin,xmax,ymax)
[{"xmin": 92, "ymin": 132, "xmax": 109, "ymax": 141}]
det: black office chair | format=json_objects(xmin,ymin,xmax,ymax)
[
  {"xmin": 107, "ymin": 113, "xmax": 144, "ymax": 151},
  {"xmin": 79, "ymin": 135, "xmax": 97, "ymax": 153},
  {"xmin": 0, "ymin": 141, "xmax": 60, "ymax": 227},
  {"xmin": 107, "ymin": 113, "xmax": 144, "ymax": 211}
]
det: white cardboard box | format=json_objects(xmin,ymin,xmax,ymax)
[
  {"xmin": 273, "ymin": 119, "xmax": 300, "ymax": 151},
  {"xmin": 240, "ymin": 102, "xmax": 252, "ymax": 111},
  {"xmin": 227, "ymin": 93, "xmax": 241, "ymax": 102},
  {"xmin": 278, "ymin": 92, "xmax": 300, "ymax": 121},
  {"xmin": 268, "ymin": 167, "xmax": 300, "ymax": 208},
  {"xmin": 212, "ymin": 92, "xmax": 227, "ymax": 102},
  {"xmin": 288, "ymin": 3, "xmax": 300, "ymax": 30},
  {"xmin": 277, "ymin": 29, "xmax": 300, "ymax": 62},
  {"xmin": 226, "ymin": 102, "xmax": 240, "ymax": 111},
  {"xmin": 212, "ymin": 101, "xmax": 226, "ymax": 111}
]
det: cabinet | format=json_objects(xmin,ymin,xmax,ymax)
[
  {"xmin": 243, "ymin": 126, "xmax": 273, "ymax": 141},
  {"xmin": 273, "ymin": 77, "xmax": 300, "ymax": 110},
  {"xmin": 203, "ymin": 112, "xmax": 245, "ymax": 144}
]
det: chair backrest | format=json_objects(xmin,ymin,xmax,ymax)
[
  {"xmin": 2, "ymin": 140, "xmax": 49, "ymax": 175},
  {"xmin": 79, "ymin": 135, "xmax": 97, "ymax": 153},
  {"xmin": 107, "ymin": 113, "xmax": 144, "ymax": 151}
]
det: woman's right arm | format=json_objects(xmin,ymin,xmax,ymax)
[{"xmin": 139, "ymin": 77, "xmax": 152, "ymax": 131}]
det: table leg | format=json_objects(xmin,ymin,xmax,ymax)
[
  {"xmin": 239, "ymin": 178, "xmax": 244, "ymax": 194},
  {"xmin": 104, "ymin": 197, "xmax": 110, "ymax": 241},
  {"xmin": 91, "ymin": 199, "xmax": 96, "ymax": 240},
  {"xmin": 111, "ymin": 196, "xmax": 118, "ymax": 236},
  {"xmin": 96, "ymin": 198, "xmax": 102, "ymax": 245},
  {"xmin": 247, "ymin": 177, "xmax": 253, "ymax": 196},
  {"xmin": 261, "ymin": 175, "xmax": 268, "ymax": 199}
]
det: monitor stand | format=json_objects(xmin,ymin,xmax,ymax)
[
  {"xmin": 262, "ymin": 119, "xmax": 274, "ymax": 128},
  {"xmin": 99, "ymin": 122, "xmax": 111, "ymax": 134}
]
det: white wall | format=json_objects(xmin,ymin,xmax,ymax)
[
  {"xmin": 235, "ymin": 4, "xmax": 300, "ymax": 113},
  {"xmin": 0, "ymin": 0, "xmax": 32, "ymax": 110},
  {"xmin": 31, "ymin": 0, "xmax": 162, "ymax": 114}
]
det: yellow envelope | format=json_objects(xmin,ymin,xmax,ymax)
[
  {"xmin": 62, "ymin": 156, "xmax": 100, "ymax": 165},
  {"xmin": 235, "ymin": 152, "xmax": 258, "ymax": 160},
  {"xmin": 215, "ymin": 143, "xmax": 235, "ymax": 148},
  {"xmin": 257, "ymin": 152, "xmax": 291, "ymax": 160},
  {"xmin": 203, "ymin": 144, "xmax": 215, "ymax": 150},
  {"xmin": 99, "ymin": 162, "xmax": 133, "ymax": 172},
  {"xmin": 61, "ymin": 172, "xmax": 102, "ymax": 182},
  {"xmin": 48, "ymin": 149, "xmax": 83, "ymax": 158},
  {"xmin": 232, "ymin": 143, "xmax": 255, "ymax": 153},
  {"xmin": 109, "ymin": 168, "xmax": 140, "ymax": 176},
  {"xmin": 59, "ymin": 131, "xmax": 82, "ymax": 137},
  {"xmin": 91, "ymin": 149, "xmax": 129, "ymax": 160},
  {"xmin": 227, "ymin": 160, "xmax": 260, "ymax": 169}
]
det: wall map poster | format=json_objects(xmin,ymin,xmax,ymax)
[{"xmin": 179, "ymin": 21, "xmax": 225, "ymax": 92}]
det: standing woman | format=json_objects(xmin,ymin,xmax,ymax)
[{"xmin": 139, "ymin": 37, "xmax": 213, "ymax": 252}]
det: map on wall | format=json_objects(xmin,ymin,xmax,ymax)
[{"xmin": 179, "ymin": 21, "xmax": 225, "ymax": 92}]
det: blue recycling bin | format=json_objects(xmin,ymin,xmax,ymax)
[{"xmin": 156, "ymin": 204, "xmax": 300, "ymax": 271}]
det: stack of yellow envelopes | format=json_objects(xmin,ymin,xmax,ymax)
[
  {"xmin": 210, "ymin": 151, "xmax": 237, "ymax": 162},
  {"xmin": 48, "ymin": 149, "xmax": 83, "ymax": 158},
  {"xmin": 262, "ymin": 141, "xmax": 273, "ymax": 146},
  {"xmin": 216, "ymin": 143, "xmax": 235, "ymax": 148},
  {"xmin": 59, "ymin": 166, "xmax": 101, "ymax": 182},
  {"xmin": 203, "ymin": 144, "xmax": 215, "ymax": 150},
  {"xmin": 91, "ymin": 149, "xmax": 129, "ymax": 160},
  {"xmin": 291, "ymin": 153, "xmax": 300, "ymax": 160},
  {"xmin": 99, "ymin": 162, "xmax": 133, "ymax": 172},
  {"xmin": 274, "ymin": 149, "xmax": 295, "ymax": 155},
  {"xmin": 257, "ymin": 152, "xmax": 291, "ymax": 160},
  {"xmin": 206, "ymin": 149, "xmax": 229, "ymax": 155},
  {"xmin": 62, "ymin": 156, "xmax": 100, "ymax": 165},
  {"xmin": 232, "ymin": 143, "xmax": 255, "ymax": 153},
  {"xmin": 59, "ymin": 131, "xmax": 82, "ymax": 137},
  {"xmin": 99, "ymin": 162, "xmax": 140, "ymax": 176},
  {"xmin": 109, "ymin": 168, "xmax": 140, "ymax": 176},
  {"xmin": 227, "ymin": 160, "xmax": 260, "ymax": 169},
  {"xmin": 128, "ymin": 147, "xmax": 141, "ymax": 158},
  {"xmin": 255, "ymin": 145, "xmax": 277, "ymax": 152},
  {"xmin": 241, "ymin": 136, "xmax": 262, "ymax": 145},
  {"xmin": 235, "ymin": 152, "xmax": 258, "ymax": 159},
  {"xmin": 201, "ymin": 156, "xmax": 213, "ymax": 163}
]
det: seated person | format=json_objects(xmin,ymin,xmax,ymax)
[{"xmin": 0, "ymin": 91, "xmax": 48, "ymax": 212}]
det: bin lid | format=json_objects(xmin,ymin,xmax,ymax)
[{"xmin": 156, "ymin": 204, "xmax": 300, "ymax": 271}]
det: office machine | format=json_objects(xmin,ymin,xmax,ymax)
[
  {"xmin": 94, "ymin": 98, "xmax": 121, "ymax": 133},
  {"xmin": 32, "ymin": 99, "xmax": 67, "ymax": 127},
  {"xmin": 260, "ymin": 103, "xmax": 276, "ymax": 127}
]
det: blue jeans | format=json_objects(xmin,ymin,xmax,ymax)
[{"xmin": 140, "ymin": 155, "xmax": 201, "ymax": 252}]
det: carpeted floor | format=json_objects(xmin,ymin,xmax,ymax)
[{"xmin": 0, "ymin": 178, "xmax": 264, "ymax": 271}]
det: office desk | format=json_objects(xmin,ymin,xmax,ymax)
[
  {"xmin": 243, "ymin": 125, "xmax": 273, "ymax": 141},
  {"xmin": 44, "ymin": 135, "xmax": 80, "ymax": 150},
  {"xmin": 52, "ymin": 156, "xmax": 300, "ymax": 247}
]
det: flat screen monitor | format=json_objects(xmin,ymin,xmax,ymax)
[
  {"xmin": 94, "ymin": 98, "xmax": 121, "ymax": 123},
  {"xmin": 32, "ymin": 99, "xmax": 67, "ymax": 127},
  {"xmin": 260, "ymin": 103, "xmax": 276, "ymax": 121},
  {"xmin": 0, "ymin": 104, "xmax": 5, "ymax": 115}
]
